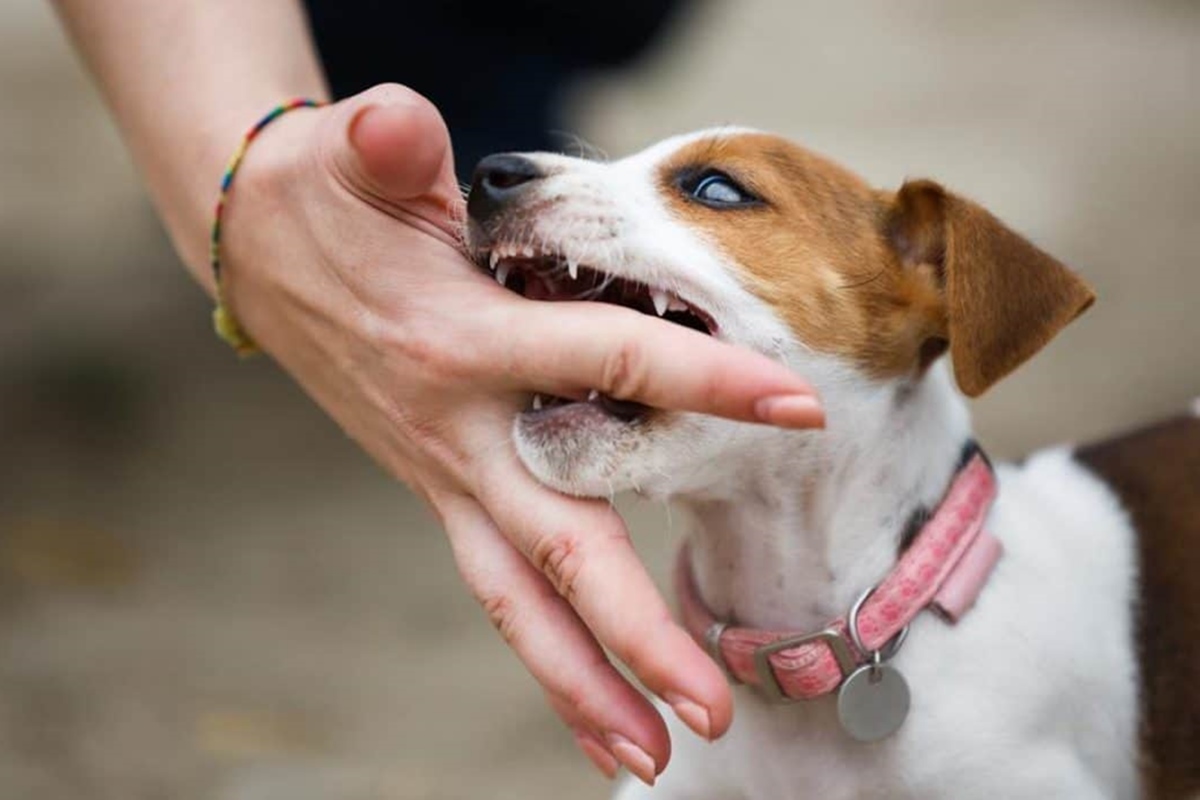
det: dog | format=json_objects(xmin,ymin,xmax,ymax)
[{"xmin": 463, "ymin": 129, "xmax": 1198, "ymax": 799}]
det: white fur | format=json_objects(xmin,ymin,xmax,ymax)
[{"xmin": 479, "ymin": 131, "xmax": 1141, "ymax": 798}]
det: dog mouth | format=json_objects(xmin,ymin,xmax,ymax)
[{"xmin": 476, "ymin": 242, "xmax": 717, "ymax": 423}]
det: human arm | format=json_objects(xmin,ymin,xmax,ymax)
[{"xmin": 51, "ymin": 1, "xmax": 824, "ymax": 783}]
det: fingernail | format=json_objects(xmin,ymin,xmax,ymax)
[
  {"xmin": 755, "ymin": 394, "xmax": 825, "ymax": 429},
  {"xmin": 665, "ymin": 692, "xmax": 712, "ymax": 740},
  {"xmin": 573, "ymin": 729, "xmax": 619, "ymax": 779},
  {"xmin": 606, "ymin": 733, "xmax": 658, "ymax": 786}
]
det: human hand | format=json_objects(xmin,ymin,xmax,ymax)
[{"xmin": 218, "ymin": 83, "xmax": 824, "ymax": 785}]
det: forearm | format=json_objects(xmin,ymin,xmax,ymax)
[{"xmin": 52, "ymin": 0, "xmax": 329, "ymax": 292}]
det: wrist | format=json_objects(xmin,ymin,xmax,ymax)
[
  {"xmin": 160, "ymin": 92, "xmax": 330, "ymax": 294},
  {"xmin": 209, "ymin": 103, "xmax": 327, "ymax": 329}
]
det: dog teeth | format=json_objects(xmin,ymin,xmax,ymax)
[
  {"xmin": 485, "ymin": 247, "xmax": 700, "ymax": 325},
  {"xmin": 532, "ymin": 394, "xmax": 543, "ymax": 410},
  {"xmin": 650, "ymin": 288, "xmax": 670, "ymax": 316},
  {"xmin": 587, "ymin": 389, "xmax": 600, "ymax": 401}
]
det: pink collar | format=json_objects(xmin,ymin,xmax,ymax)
[{"xmin": 675, "ymin": 453, "xmax": 1003, "ymax": 704}]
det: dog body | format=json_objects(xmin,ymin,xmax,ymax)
[
  {"xmin": 625, "ymin": 418, "xmax": 1142, "ymax": 799},
  {"xmin": 464, "ymin": 130, "xmax": 1197, "ymax": 798}
]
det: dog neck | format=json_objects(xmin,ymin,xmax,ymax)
[{"xmin": 675, "ymin": 362, "xmax": 973, "ymax": 633}]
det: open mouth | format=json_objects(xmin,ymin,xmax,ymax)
[{"xmin": 476, "ymin": 243, "xmax": 717, "ymax": 423}]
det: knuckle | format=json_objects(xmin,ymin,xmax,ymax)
[
  {"xmin": 400, "ymin": 414, "xmax": 470, "ymax": 480},
  {"xmin": 375, "ymin": 318, "xmax": 473, "ymax": 382},
  {"xmin": 479, "ymin": 590, "xmax": 523, "ymax": 647},
  {"xmin": 238, "ymin": 133, "xmax": 300, "ymax": 197},
  {"xmin": 600, "ymin": 340, "xmax": 649, "ymax": 400},
  {"xmin": 433, "ymin": 345, "xmax": 477, "ymax": 382},
  {"xmin": 235, "ymin": 155, "xmax": 286, "ymax": 205},
  {"xmin": 395, "ymin": 331, "xmax": 441, "ymax": 370},
  {"xmin": 530, "ymin": 532, "xmax": 586, "ymax": 603}
]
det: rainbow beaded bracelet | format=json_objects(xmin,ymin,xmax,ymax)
[{"xmin": 210, "ymin": 98, "xmax": 326, "ymax": 355}]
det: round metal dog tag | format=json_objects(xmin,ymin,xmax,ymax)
[{"xmin": 837, "ymin": 664, "xmax": 910, "ymax": 743}]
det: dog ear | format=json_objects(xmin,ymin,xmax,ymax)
[{"xmin": 884, "ymin": 179, "xmax": 1095, "ymax": 397}]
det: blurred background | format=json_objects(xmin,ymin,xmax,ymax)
[{"xmin": 1, "ymin": 0, "xmax": 1197, "ymax": 798}]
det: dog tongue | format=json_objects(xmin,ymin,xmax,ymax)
[{"xmin": 521, "ymin": 274, "xmax": 557, "ymax": 301}]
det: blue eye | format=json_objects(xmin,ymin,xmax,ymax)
[{"xmin": 689, "ymin": 172, "xmax": 758, "ymax": 206}]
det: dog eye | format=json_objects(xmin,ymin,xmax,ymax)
[{"xmin": 688, "ymin": 172, "xmax": 759, "ymax": 207}]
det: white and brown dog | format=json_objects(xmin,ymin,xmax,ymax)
[{"xmin": 464, "ymin": 129, "xmax": 1198, "ymax": 799}]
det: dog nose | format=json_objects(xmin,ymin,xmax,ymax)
[{"xmin": 468, "ymin": 154, "xmax": 544, "ymax": 223}]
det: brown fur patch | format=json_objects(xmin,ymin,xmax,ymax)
[
  {"xmin": 1076, "ymin": 417, "xmax": 1200, "ymax": 799},
  {"xmin": 656, "ymin": 133, "xmax": 1093, "ymax": 394},
  {"xmin": 656, "ymin": 134, "xmax": 946, "ymax": 380}
]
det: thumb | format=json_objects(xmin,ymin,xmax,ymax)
[{"xmin": 330, "ymin": 83, "xmax": 458, "ymax": 204}]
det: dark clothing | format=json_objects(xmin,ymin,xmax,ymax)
[{"xmin": 303, "ymin": 0, "xmax": 690, "ymax": 176}]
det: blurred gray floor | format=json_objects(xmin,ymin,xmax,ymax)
[{"xmin": 1, "ymin": 1, "xmax": 1198, "ymax": 798}]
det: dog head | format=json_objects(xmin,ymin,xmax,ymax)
[{"xmin": 465, "ymin": 130, "xmax": 1093, "ymax": 499}]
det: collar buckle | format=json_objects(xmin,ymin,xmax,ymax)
[{"xmin": 752, "ymin": 628, "xmax": 857, "ymax": 704}]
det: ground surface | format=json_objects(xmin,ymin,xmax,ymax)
[{"xmin": 1, "ymin": 1, "xmax": 1197, "ymax": 798}]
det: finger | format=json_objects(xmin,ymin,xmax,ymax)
[
  {"xmin": 471, "ymin": 450, "xmax": 734, "ymax": 745},
  {"xmin": 544, "ymin": 692, "xmax": 620, "ymax": 781},
  {"xmin": 487, "ymin": 298, "xmax": 825, "ymax": 429},
  {"xmin": 324, "ymin": 83, "xmax": 462, "ymax": 223},
  {"xmin": 437, "ymin": 494, "xmax": 669, "ymax": 783}
]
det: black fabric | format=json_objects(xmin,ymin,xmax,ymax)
[{"xmin": 302, "ymin": 0, "xmax": 691, "ymax": 176}]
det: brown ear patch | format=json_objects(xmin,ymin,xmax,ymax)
[{"xmin": 886, "ymin": 180, "xmax": 1096, "ymax": 397}]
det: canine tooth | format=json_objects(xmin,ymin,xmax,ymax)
[
  {"xmin": 567, "ymin": 258, "xmax": 579, "ymax": 280},
  {"xmin": 489, "ymin": 251, "xmax": 500, "ymax": 270},
  {"xmin": 532, "ymin": 394, "xmax": 543, "ymax": 410},
  {"xmin": 496, "ymin": 262, "xmax": 511, "ymax": 286},
  {"xmin": 587, "ymin": 389, "xmax": 600, "ymax": 401},
  {"xmin": 650, "ymin": 288, "xmax": 669, "ymax": 316}
]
